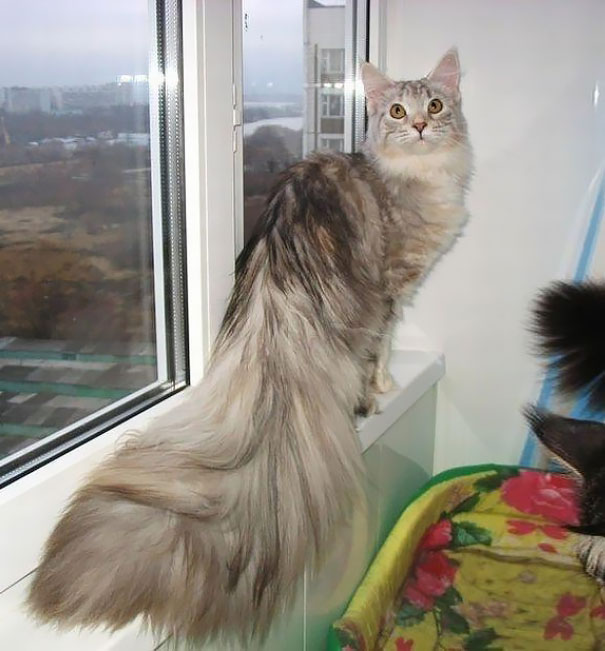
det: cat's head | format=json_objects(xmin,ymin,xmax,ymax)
[
  {"xmin": 526, "ymin": 407, "xmax": 605, "ymax": 581},
  {"xmin": 361, "ymin": 49, "xmax": 469, "ymax": 172}
]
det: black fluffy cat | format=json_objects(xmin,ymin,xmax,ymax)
[{"xmin": 526, "ymin": 280, "xmax": 605, "ymax": 580}]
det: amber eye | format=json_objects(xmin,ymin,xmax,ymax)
[
  {"xmin": 428, "ymin": 98, "xmax": 443, "ymax": 114},
  {"xmin": 389, "ymin": 103, "xmax": 406, "ymax": 119}
]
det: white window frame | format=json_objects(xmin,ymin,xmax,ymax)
[
  {"xmin": 0, "ymin": 0, "xmax": 382, "ymax": 647},
  {"xmin": 0, "ymin": 2, "xmax": 237, "ymax": 648}
]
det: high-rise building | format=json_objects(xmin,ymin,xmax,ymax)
[
  {"xmin": 303, "ymin": 0, "xmax": 346, "ymax": 155},
  {"xmin": 1, "ymin": 87, "xmax": 55, "ymax": 113}
]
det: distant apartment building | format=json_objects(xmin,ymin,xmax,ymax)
[
  {"xmin": 0, "ymin": 87, "xmax": 62, "ymax": 113},
  {"xmin": 61, "ymin": 78, "xmax": 149, "ymax": 111},
  {"xmin": 0, "ymin": 77, "xmax": 149, "ymax": 115},
  {"xmin": 303, "ymin": 0, "xmax": 346, "ymax": 155}
]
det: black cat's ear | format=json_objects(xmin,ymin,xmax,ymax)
[{"xmin": 525, "ymin": 406, "xmax": 605, "ymax": 475}]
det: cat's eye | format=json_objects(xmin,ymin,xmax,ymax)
[
  {"xmin": 428, "ymin": 99, "xmax": 443, "ymax": 114},
  {"xmin": 389, "ymin": 103, "xmax": 406, "ymax": 119}
]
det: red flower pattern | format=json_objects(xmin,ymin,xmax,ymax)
[
  {"xmin": 403, "ymin": 549, "xmax": 458, "ymax": 611},
  {"xmin": 544, "ymin": 616, "xmax": 574, "ymax": 640},
  {"xmin": 398, "ymin": 471, "xmax": 585, "ymax": 647},
  {"xmin": 404, "ymin": 580, "xmax": 435, "ymax": 610},
  {"xmin": 556, "ymin": 593, "xmax": 586, "ymax": 617},
  {"xmin": 591, "ymin": 605, "xmax": 605, "ymax": 619},
  {"xmin": 420, "ymin": 519, "xmax": 452, "ymax": 550},
  {"xmin": 395, "ymin": 638, "xmax": 414, "ymax": 651},
  {"xmin": 507, "ymin": 519, "xmax": 536, "ymax": 535},
  {"xmin": 541, "ymin": 593, "xmax": 585, "ymax": 641},
  {"xmin": 501, "ymin": 471, "xmax": 579, "ymax": 524},
  {"xmin": 507, "ymin": 519, "xmax": 570, "ymax": 540},
  {"xmin": 541, "ymin": 525, "xmax": 569, "ymax": 540},
  {"xmin": 415, "ymin": 551, "xmax": 457, "ymax": 597}
]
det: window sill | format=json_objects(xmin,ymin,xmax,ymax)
[
  {"xmin": 0, "ymin": 387, "xmax": 194, "ymax": 592},
  {"xmin": 0, "ymin": 349, "xmax": 443, "ymax": 650},
  {"xmin": 357, "ymin": 350, "xmax": 445, "ymax": 452},
  {"xmin": 0, "ymin": 576, "xmax": 161, "ymax": 651},
  {"xmin": 0, "ymin": 349, "xmax": 444, "ymax": 593}
]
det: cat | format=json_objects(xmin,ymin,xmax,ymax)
[
  {"xmin": 27, "ymin": 49, "xmax": 472, "ymax": 644},
  {"xmin": 526, "ymin": 280, "xmax": 605, "ymax": 581}
]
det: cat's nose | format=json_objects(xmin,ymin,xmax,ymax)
[{"xmin": 413, "ymin": 121, "xmax": 427, "ymax": 134}]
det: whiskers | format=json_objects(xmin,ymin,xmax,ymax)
[{"xmin": 576, "ymin": 535, "xmax": 605, "ymax": 582}]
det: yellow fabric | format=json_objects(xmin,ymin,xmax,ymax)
[{"xmin": 332, "ymin": 466, "xmax": 605, "ymax": 651}]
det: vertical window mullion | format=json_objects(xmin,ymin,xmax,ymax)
[
  {"xmin": 344, "ymin": 0, "xmax": 368, "ymax": 152},
  {"xmin": 149, "ymin": 0, "xmax": 169, "ymax": 384},
  {"xmin": 157, "ymin": 0, "xmax": 188, "ymax": 387}
]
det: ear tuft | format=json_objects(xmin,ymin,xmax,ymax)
[
  {"xmin": 427, "ymin": 47, "xmax": 461, "ymax": 95},
  {"xmin": 525, "ymin": 405, "xmax": 605, "ymax": 475},
  {"xmin": 523, "ymin": 404, "xmax": 548, "ymax": 436},
  {"xmin": 361, "ymin": 62, "xmax": 395, "ymax": 114}
]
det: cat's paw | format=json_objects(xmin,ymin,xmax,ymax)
[
  {"xmin": 355, "ymin": 394, "xmax": 379, "ymax": 418},
  {"xmin": 371, "ymin": 367, "xmax": 394, "ymax": 394}
]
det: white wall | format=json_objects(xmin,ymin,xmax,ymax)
[{"xmin": 385, "ymin": 0, "xmax": 605, "ymax": 471}]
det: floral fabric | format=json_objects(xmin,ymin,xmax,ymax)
[{"xmin": 332, "ymin": 466, "xmax": 605, "ymax": 651}]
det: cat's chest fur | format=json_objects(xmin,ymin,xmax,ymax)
[{"xmin": 375, "ymin": 147, "xmax": 472, "ymax": 298}]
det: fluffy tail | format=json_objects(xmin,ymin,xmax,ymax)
[
  {"xmin": 532, "ymin": 280, "xmax": 605, "ymax": 411},
  {"xmin": 27, "ymin": 244, "xmax": 364, "ymax": 643}
]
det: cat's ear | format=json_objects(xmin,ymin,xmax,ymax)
[
  {"xmin": 361, "ymin": 62, "xmax": 396, "ymax": 114},
  {"xmin": 427, "ymin": 47, "xmax": 460, "ymax": 97},
  {"xmin": 525, "ymin": 406, "xmax": 605, "ymax": 475}
]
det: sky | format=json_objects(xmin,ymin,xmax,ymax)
[
  {"xmin": 0, "ymin": 0, "xmax": 344, "ymax": 94},
  {"xmin": 0, "ymin": 0, "xmax": 149, "ymax": 87},
  {"xmin": 243, "ymin": 0, "xmax": 304, "ymax": 97},
  {"xmin": 242, "ymin": 0, "xmax": 345, "ymax": 97}
]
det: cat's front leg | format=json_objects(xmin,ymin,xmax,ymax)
[
  {"xmin": 354, "ymin": 302, "xmax": 396, "ymax": 417},
  {"xmin": 371, "ymin": 334, "xmax": 394, "ymax": 394},
  {"xmin": 355, "ymin": 354, "xmax": 379, "ymax": 417},
  {"xmin": 370, "ymin": 305, "xmax": 397, "ymax": 394}
]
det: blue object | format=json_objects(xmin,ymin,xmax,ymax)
[{"xmin": 520, "ymin": 174, "xmax": 605, "ymax": 466}]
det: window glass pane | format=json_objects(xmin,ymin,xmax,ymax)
[
  {"xmin": 321, "ymin": 90, "xmax": 344, "ymax": 117},
  {"xmin": 242, "ymin": 0, "xmax": 364, "ymax": 242},
  {"xmin": 321, "ymin": 48, "xmax": 345, "ymax": 73},
  {"xmin": 0, "ymin": 1, "xmax": 182, "ymax": 475},
  {"xmin": 320, "ymin": 136, "xmax": 344, "ymax": 152}
]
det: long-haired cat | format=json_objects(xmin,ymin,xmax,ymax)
[
  {"xmin": 526, "ymin": 280, "xmax": 605, "ymax": 580},
  {"xmin": 27, "ymin": 49, "xmax": 472, "ymax": 644}
]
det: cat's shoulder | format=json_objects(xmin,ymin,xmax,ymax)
[
  {"xmin": 277, "ymin": 152, "xmax": 383, "ymax": 199},
  {"xmin": 287, "ymin": 151, "xmax": 371, "ymax": 177}
]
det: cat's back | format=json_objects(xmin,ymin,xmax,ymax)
[
  {"xmin": 255, "ymin": 151, "xmax": 389, "ymax": 248},
  {"xmin": 227, "ymin": 151, "xmax": 391, "ymax": 316},
  {"xmin": 285, "ymin": 150, "xmax": 387, "ymax": 211}
]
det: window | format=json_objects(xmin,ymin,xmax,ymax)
[
  {"xmin": 0, "ymin": 0, "xmax": 187, "ymax": 486},
  {"xmin": 320, "ymin": 48, "xmax": 345, "ymax": 74},
  {"xmin": 240, "ymin": 0, "xmax": 368, "ymax": 242},
  {"xmin": 320, "ymin": 136, "xmax": 344, "ymax": 152},
  {"xmin": 321, "ymin": 91, "xmax": 345, "ymax": 117},
  {"xmin": 0, "ymin": 3, "xmax": 378, "ymax": 645}
]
